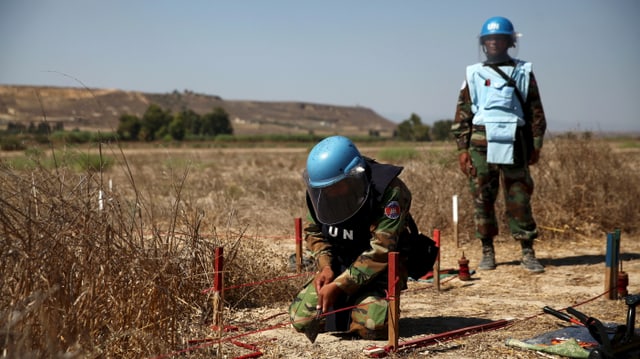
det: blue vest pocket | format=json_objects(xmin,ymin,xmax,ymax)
[
  {"xmin": 484, "ymin": 84, "xmax": 515, "ymax": 111},
  {"xmin": 486, "ymin": 122, "xmax": 517, "ymax": 142},
  {"xmin": 485, "ymin": 122, "xmax": 517, "ymax": 164}
]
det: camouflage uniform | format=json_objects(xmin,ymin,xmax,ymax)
[
  {"xmin": 289, "ymin": 160, "xmax": 411, "ymax": 340},
  {"xmin": 451, "ymin": 59, "xmax": 546, "ymax": 247}
]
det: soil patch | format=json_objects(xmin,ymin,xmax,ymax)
[{"xmin": 223, "ymin": 232, "xmax": 639, "ymax": 358}]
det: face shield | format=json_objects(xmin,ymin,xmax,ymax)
[
  {"xmin": 303, "ymin": 164, "xmax": 370, "ymax": 225},
  {"xmin": 478, "ymin": 34, "xmax": 521, "ymax": 64}
]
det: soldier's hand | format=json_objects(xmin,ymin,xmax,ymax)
[
  {"xmin": 314, "ymin": 266, "xmax": 334, "ymax": 294},
  {"xmin": 458, "ymin": 151, "xmax": 475, "ymax": 176},
  {"xmin": 318, "ymin": 282, "xmax": 343, "ymax": 313},
  {"xmin": 528, "ymin": 149, "xmax": 540, "ymax": 165}
]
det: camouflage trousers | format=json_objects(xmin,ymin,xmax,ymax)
[
  {"xmin": 468, "ymin": 147, "xmax": 538, "ymax": 241},
  {"xmin": 289, "ymin": 278, "xmax": 391, "ymax": 340}
]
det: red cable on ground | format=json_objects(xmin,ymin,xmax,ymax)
[
  {"xmin": 158, "ymin": 222, "xmax": 616, "ymax": 359},
  {"xmin": 201, "ymin": 271, "xmax": 312, "ymax": 294},
  {"xmin": 402, "ymin": 273, "xmax": 459, "ymax": 294},
  {"xmin": 362, "ymin": 289, "xmax": 613, "ymax": 357},
  {"xmin": 137, "ymin": 230, "xmax": 294, "ymax": 241},
  {"xmin": 208, "ymin": 312, "xmax": 288, "ymax": 332},
  {"xmin": 222, "ymin": 272, "xmax": 313, "ymax": 291},
  {"xmin": 155, "ymin": 284, "xmax": 612, "ymax": 359},
  {"xmin": 185, "ymin": 337, "xmax": 270, "ymax": 359},
  {"xmin": 149, "ymin": 320, "xmax": 290, "ymax": 359},
  {"xmin": 364, "ymin": 318, "xmax": 515, "ymax": 357},
  {"xmin": 229, "ymin": 339, "xmax": 263, "ymax": 359},
  {"xmin": 152, "ymin": 298, "xmax": 378, "ymax": 359}
]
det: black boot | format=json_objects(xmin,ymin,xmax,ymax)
[
  {"xmin": 521, "ymin": 240, "xmax": 544, "ymax": 273},
  {"xmin": 478, "ymin": 238, "xmax": 496, "ymax": 270}
]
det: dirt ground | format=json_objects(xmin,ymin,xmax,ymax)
[{"xmin": 221, "ymin": 231, "xmax": 639, "ymax": 359}]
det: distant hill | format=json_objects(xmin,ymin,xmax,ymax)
[{"xmin": 0, "ymin": 85, "xmax": 398, "ymax": 137}]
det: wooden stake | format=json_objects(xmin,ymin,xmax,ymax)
[
  {"xmin": 295, "ymin": 217, "xmax": 303, "ymax": 273},
  {"xmin": 387, "ymin": 252, "xmax": 400, "ymax": 351},
  {"xmin": 433, "ymin": 229, "xmax": 441, "ymax": 292}
]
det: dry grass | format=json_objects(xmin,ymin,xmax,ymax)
[
  {"xmin": 0, "ymin": 136, "xmax": 638, "ymax": 358},
  {"xmin": 392, "ymin": 136, "xmax": 640, "ymax": 245}
]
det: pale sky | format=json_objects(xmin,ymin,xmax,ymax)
[{"xmin": 1, "ymin": 0, "xmax": 639, "ymax": 133}]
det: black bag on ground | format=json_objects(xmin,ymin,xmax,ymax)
[{"xmin": 401, "ymin": 214, "xmax": 439, "ymax": 279}]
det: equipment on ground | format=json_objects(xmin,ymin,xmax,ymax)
[{"xmin": 543, "ymin": 294, "xmax": 640, "ymax": 359}]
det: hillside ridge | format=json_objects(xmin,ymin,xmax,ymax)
[{"xmin": 0, "ymin": 85, "xmax": 397, "ymax": 136}]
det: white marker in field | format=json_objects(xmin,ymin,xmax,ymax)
[
  {"xmin": 98, "ymin": 190, "xmax": 104, "ymax": 211},
  {"xmin": 453, "ymin": 195, "xmax": 459, "ymax": 248}
]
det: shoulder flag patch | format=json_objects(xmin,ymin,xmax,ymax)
[{"xmin": 384, "ymin": 201, "xmax": 401, "ymax": 220}]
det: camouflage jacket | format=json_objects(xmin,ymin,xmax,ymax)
[
  {"xmin": 303, "ymin": 161, "xmax": 412, "ymax": 295},
  {"xmin": 451, "ymin": 60, "xmax": 547, "ymax": 153}
]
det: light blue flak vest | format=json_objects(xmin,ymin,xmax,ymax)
[{"xmin": 466, "ymin": 60, "xmax": 532, "ymax": 164}]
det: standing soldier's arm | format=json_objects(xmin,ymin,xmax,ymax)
[
  {"xmin": 524, "ymin": 72, "xmax": 547, "ymax": 164},
  {"xmin": 452, "ymin": 82, "xmax": 475, "ymax": 175},
  {"xmin": 452, "ymin": 82, "xmax": 474, "ymax": 151}
]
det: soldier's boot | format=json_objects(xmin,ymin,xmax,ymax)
[
  {"xmin": 521, "ymin": 240, "xmax": 545, "ymax": 273},
  {"xmin": 477, "ymin": 238, "xmax": 496, "ymax": 270}
]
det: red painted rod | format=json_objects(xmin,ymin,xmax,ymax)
[{"xmin": 364, "ymin": 318, "xmax": 514, "ymax": 357}]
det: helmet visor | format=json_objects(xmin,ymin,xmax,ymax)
[
  {"xmin": 304, "ymin": 166, "xmax": 370, "ymax": 225},
  {"xmin": 479, "ymin": 34, "xmax": 520, "ymax": 64}
]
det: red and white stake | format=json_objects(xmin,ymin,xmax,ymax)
[{"xmin": 387, "ymin": 252, "xmax": 400, "ymax": 351}]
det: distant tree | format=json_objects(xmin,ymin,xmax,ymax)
[
  {"xmin": 201, "ymin": 107, "xmax": 233, "ymax": 136},
  {"xmin": 117, "ymin": 105, "xmax": 232, "ymax": 141},
  {"xmin": 168, "ymin": 115, "xmax": 186, "ymax": 140},
  {"xmin": 414, "ymin": 123, "xmax": 430, "ymax": 142},
  {"xmin": 6, "ymin": 122, "xmax": 27, "ymax": 134},
  {"xmin": 431, "ymin": 119, "xmax": 454, "ymax": 141},
  {"xmin": 137, "ymin": 127, "xmax": 153, "ymax": 142},
  {"xmin": 140, "ymin": 104, "xmax": 171, "ymax": 141},
  {"xmin": 36, "ymin": 122, "xmax": 51, "ymax": 135},
  {"xmin": 396, "ymin": 120, "xmax": 413, "ymax": 140},
  {"xmin": 176, "ymin": 108, "xmax": 202, "ymax": 135},
  {"xmin": 214, "ymin": 107, "xmax": 233, "ymax": 135},
  {"xmin": 117, "ymin": 114, "xmax": 141, "ymax": 140},
  {"xmin": 395, "ymin": 113, "xmax": 431, "ymax": 141},
  {"xmin": 155, "ymin": 124, "xmax": 169, "ymax": 140}
]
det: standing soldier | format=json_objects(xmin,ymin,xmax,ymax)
[{"xmin": 451, "ymin": 16, "xmax": 547, "ymax": 273}]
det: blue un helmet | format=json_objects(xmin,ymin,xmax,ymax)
[
  {"xmin": 480, "ymin": 16, "xmax": 515, "ymax": 37},
  {"xmin": 478, "ymin": 16, "xmax": 520, "ymax": 63},
  {"xmin": 303, "ymin": 136, "xmax": 371, "ymax": 225}
]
